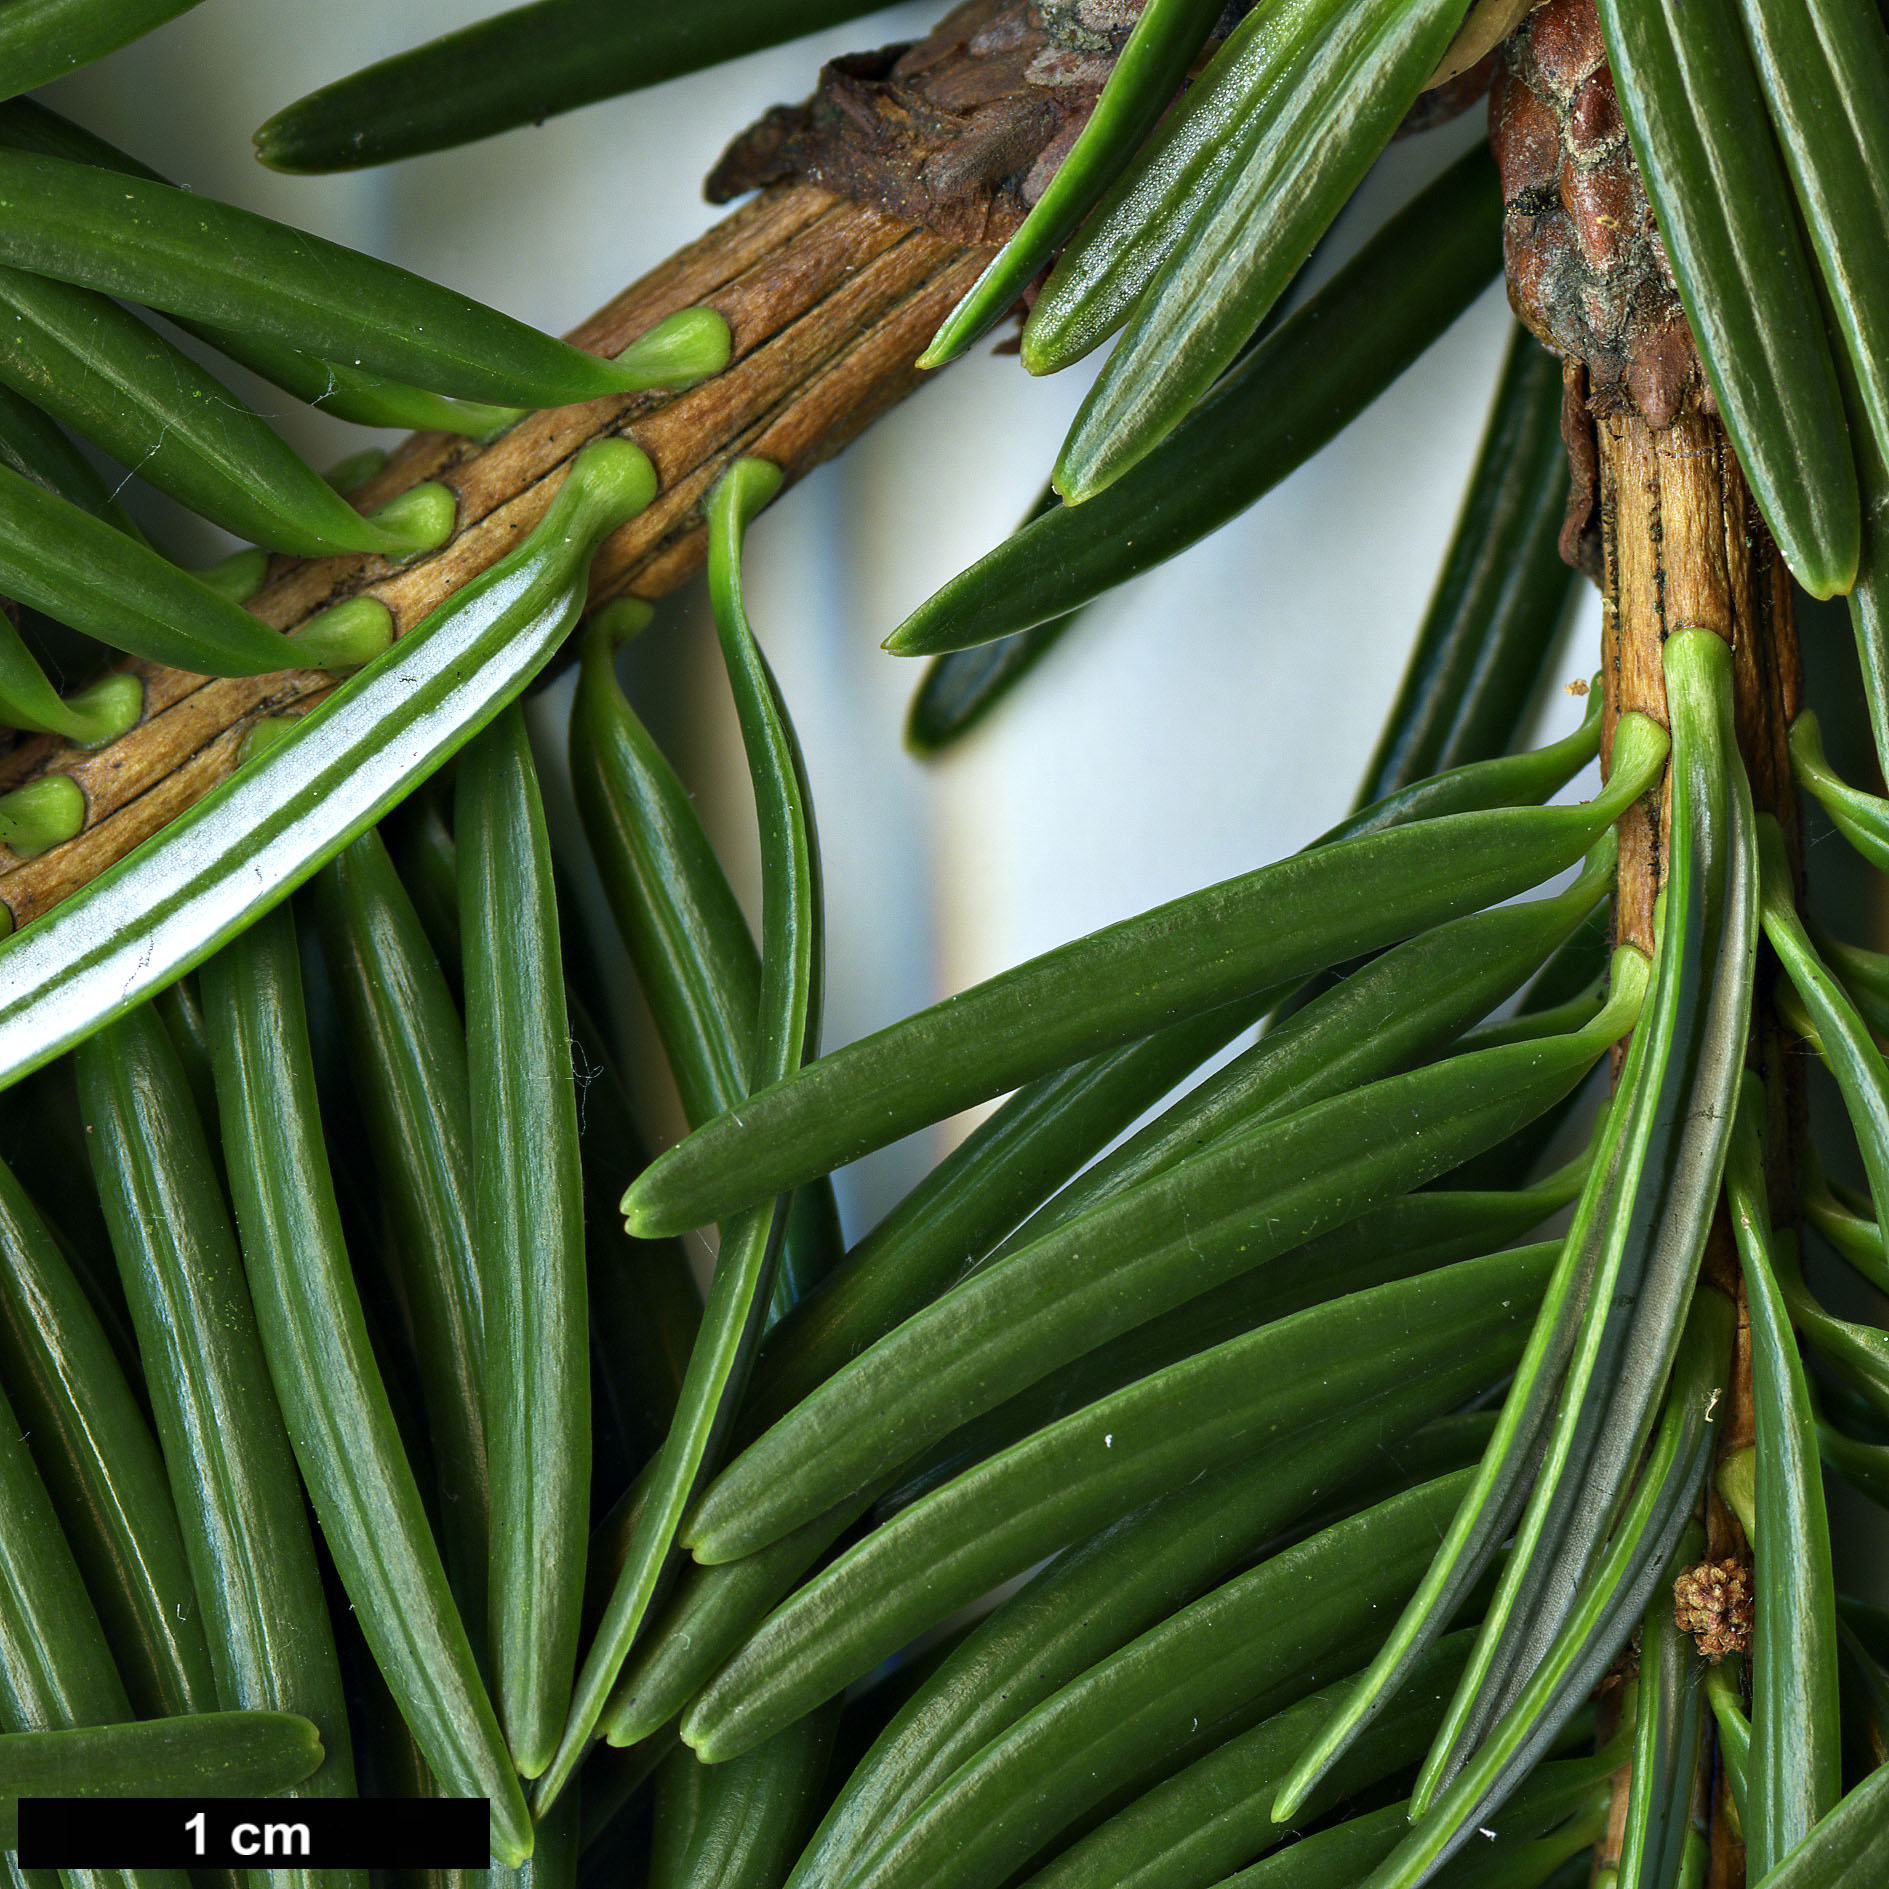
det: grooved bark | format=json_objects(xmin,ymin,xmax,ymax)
[
  {"xmin": 0, "ymin": 181, "xmax": 986, "ymax": 930},
  {"xmin": 1599, "ymin": 410, "xmax": 1800, "ymax": 953},
  {"xmin": 1595, "ymin": 407, "xmax": 1802, "ymax": 1889}
]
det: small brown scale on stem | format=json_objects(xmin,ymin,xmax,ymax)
[
  {"xmin": 1494, "ymin": 6, "xmax": 1803, "ymax": 1882},
  {"xmin": 1675, "ymin": 1560, "xmax": 1757, "ymax": 1664}
]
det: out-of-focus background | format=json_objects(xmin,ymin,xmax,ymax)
[{"xmin": 49, "ymin": 1, "xmax": 1600, "ymax": 1235}]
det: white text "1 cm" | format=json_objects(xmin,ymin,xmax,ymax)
[{"xmin": 184, "ymin": 1812, "xmax": 312, "ymax": 1858}]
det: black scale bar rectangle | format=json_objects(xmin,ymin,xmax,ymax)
[{"xmin": 16, "ymin": 1796, "xmax": 491, "ymax": 1867}]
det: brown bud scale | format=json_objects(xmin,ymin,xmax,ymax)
[
  {"xmin": 1489, "ymin": 0, "xmax": 1704, "ymax": 431},
  {"xmin": 1673, "ymin": 1557, "xmax": 1755, "ymax": 1663}
]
